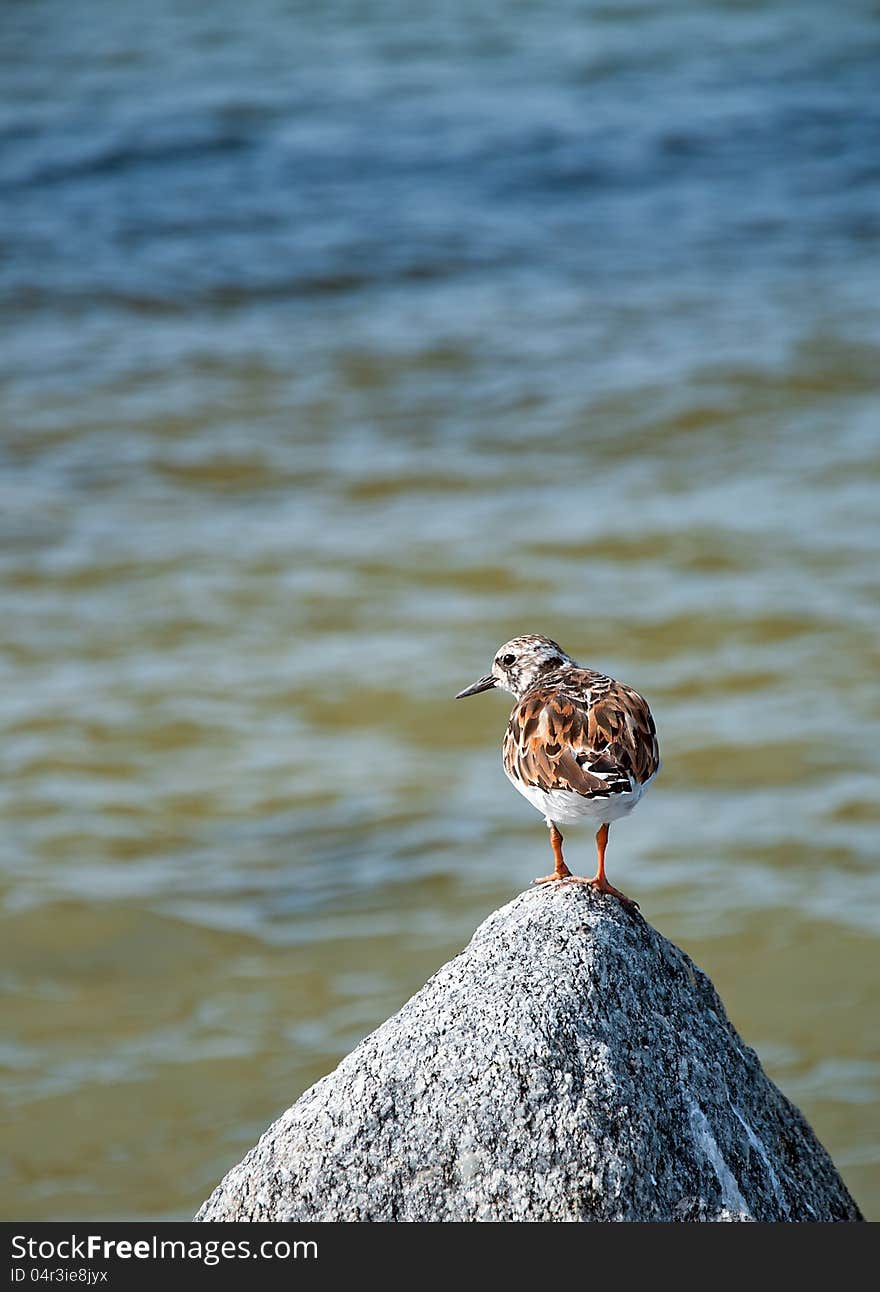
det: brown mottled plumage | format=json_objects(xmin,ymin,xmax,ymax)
[
  {"xmin": 504, "ymin": 670, "xmax": 659, "ymax": 795},
  {"xmin": 456, "ymin": 635, "xmax": 660, "ymax": 910}
]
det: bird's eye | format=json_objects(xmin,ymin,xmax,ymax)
[{"xmin": 501, "ymin": 653, "xmax": 516, "ymax": 667}]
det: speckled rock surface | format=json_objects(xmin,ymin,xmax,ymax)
[{"xmin": 195, "ymin": 885, "xmax": 862, "ymax": 1222}]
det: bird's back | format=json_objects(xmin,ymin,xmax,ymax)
[{"xmin": 502, "ymin": 667, "xmax": 660, "ymax": 799}]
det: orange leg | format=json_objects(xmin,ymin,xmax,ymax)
[
  {"xmin": 586, "ymin": 823, "xmax": 639, "ymax": 911},
  {"xmin": 532, "ymin": 823, "xmax": 573, "ymax": 884},
  {"xmin": 533, "ymin": 822, "xmax": 639, "ymax": 912}
]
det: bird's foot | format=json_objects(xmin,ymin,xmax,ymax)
[
  {"xmin": 560, "ymin": 874, "xmax": 640, "ymax": 913},
  {"xmin": 587, "ymin": 875, "xmax": 640, "ymax": 912},
  {"xmin": 532, "ymin": 867, "xmax": 572, "ymax": 885}
]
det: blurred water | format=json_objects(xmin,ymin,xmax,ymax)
[{"xmin": 1, "ymin": 0, "xmax": 879, "ymax": 1220}]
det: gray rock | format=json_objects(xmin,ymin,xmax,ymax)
[{"xmin": 195, "ymin": 885, "xmax": 862, "ymax": 1222}]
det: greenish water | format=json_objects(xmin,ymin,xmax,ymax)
[{"xmin": 2, "ymin": 0, "xmax": 879, "ymax": 1220}]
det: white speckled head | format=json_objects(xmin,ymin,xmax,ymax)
[{"xmin": 455, "ymin": 634, "xmax": 575, "ymax": 702}]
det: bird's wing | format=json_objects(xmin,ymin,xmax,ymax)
[{"xmin": 503, "ymin": 674, "xmax": 660, "ymax": 797}]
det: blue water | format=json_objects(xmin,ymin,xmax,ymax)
[{"xmin": 3, "ymin": 3, "xmax": 879, "ymax": 347}]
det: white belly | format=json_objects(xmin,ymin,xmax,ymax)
[{"xmin": 505, "ymin": 768, "xmax": 658, "ymax": 827}]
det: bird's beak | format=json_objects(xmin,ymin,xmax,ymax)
[{"xmin": 454, "ymin": 674, "xmax": 496, "ymax": 699}]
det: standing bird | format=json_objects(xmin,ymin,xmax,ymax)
[{"xmin": 455, "ymin": 634, "xmax": 660, "ymax": 911}]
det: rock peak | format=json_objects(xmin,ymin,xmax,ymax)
[{"xmin": 196, "ymin": 885, "xmax": 862, "ymax": 1222}]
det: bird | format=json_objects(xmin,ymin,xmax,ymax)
[{"xmin": 455, "ymin": 634, "xmax": 660, "ymax": 911}]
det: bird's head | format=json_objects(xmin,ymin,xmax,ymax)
[{"xmin": 455, "ymin": 634, "xmax": 574, "ymax": 702}]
